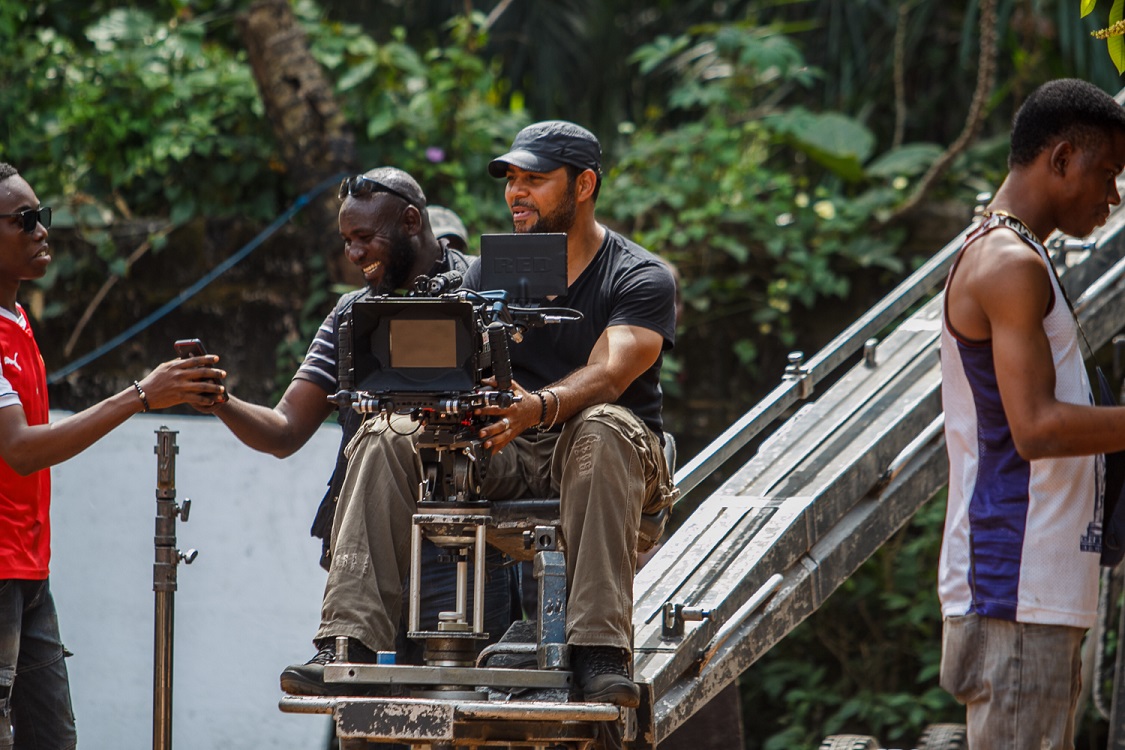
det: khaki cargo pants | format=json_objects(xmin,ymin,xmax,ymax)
[{"xmin": 316, "ymin": 403, "xmax": 676, "ymax": 653}]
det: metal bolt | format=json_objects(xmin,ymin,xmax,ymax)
[{"xmin": 863, "ymin": 338, "xmax": 878, "ymax": 368}]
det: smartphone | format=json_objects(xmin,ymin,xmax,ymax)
[
  {"xmin": 174, "ymin": 338, "xmax": 224, "ymax": 395},
  {"xmin": 174, "ymin": 338, "xmax": 207, "ymax": 359}
]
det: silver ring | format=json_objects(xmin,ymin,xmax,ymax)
[{"xmin": 501, "ymin": 417, "xmax": 510, "ymax": 429}]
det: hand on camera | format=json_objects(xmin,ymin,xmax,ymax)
[{"xmin": 475, "ymin": 379, "xmax": 534, "ymax": 452}]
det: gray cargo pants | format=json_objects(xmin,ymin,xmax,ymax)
[{"xmin": 315, "ymin": 403, "xmax": 675, "ymax": 653}]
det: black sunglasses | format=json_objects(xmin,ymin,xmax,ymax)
[
  {"xmin": 338, "ymin": 176, "xmax": 424, "ymax": 208},
  {"xmin": 0, "ymin": 206, "xmax": 51, "ymax": 234}
]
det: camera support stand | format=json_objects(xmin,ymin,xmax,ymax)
[
  {"xmin": 408, "ymin": 416, "xmax": 493, "ymax": 682},
  {"xmin": 152, "ymin": 427, "xmax": 197, "ymax": 750}
]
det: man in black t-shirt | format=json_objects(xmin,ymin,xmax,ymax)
[{"xmin": 282, "ymin": 125, "xmax": 678, "ymax": 708}]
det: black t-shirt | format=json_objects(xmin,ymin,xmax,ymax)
[{"xmin": 463, "ymin": 227, "xmax": 675, "ymax": 435}]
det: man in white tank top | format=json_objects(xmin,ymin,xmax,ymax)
[{"xmin": 940, "ymin": 78, "xmax": 1125, "ymax": 749}]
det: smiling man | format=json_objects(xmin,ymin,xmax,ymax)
[
  {"xmin": 0, "ymin": 162, "xmax": 225, "ymax": 749},
  {"xmin": 210, "ymin": 167, "xmax": 465, "ymax": 558},
  {"xmin": 289, "ymin": 122, "xmax": 679, "ymax": 710},
  {"xmin": 939, "ymin": 79, "xmax": 1125, "ymax": 748},
  {"xmin": 208, "ymin": 168, "xmax": 518, "ymax": 673},
  {"xmin": 472, "ymin": 120, "xmax": 679, "ymax": 706}
]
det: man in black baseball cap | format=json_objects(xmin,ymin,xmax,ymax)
[
  {"xmin": 486, "ymin": 120, "xmax": 605, "ymax": 236},
  {"xmin": 471, "ymin": 120, "xmax": 677, "ymax": 708}
]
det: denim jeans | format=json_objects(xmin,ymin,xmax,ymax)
[
  {"xmin": 940, "ymin": 613, "xmax": 1085, "ymax": 750},
  {"xmin": 0, "ymin": 579, "xmax": 77, "ymax": 750}
]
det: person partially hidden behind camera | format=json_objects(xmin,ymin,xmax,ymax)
[
  {"xmin": 205, "ymin": 167, "xmax": 517, "ymax": 668},
  {"xmin": 280, "ymin": 121, "xmax": 678, "ymax": 708}
]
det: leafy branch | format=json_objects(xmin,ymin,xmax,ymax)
[{"xmin": 1086, "ymin": 0, "xmax": 1125, "ymax": 73}]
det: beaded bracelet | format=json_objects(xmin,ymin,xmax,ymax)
[
  {"xmin": 133, "ymin": 380, "xmax": 151, "ymax": 412},
  {"xmin": 534, "ymin": 391, "xmax": 548, "ymax": 428}
]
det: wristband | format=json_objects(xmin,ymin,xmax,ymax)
[
  {"xmin": 534, "ymin": 391, "xmax": 548, "ymax": 428},
  {"xmin": 133, "ymin": 381, "xmax": 150, "ymax": 413}
]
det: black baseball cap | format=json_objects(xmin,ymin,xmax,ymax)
[{"xmin": 488, "ymin": 120, "xmax": 602, "ymax": 178}]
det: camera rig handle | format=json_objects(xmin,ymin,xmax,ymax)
[{"xmin": 487, "ymin": 321, "xmax": 513, "ymax": 390}]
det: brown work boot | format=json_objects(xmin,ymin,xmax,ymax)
[{"xmin": 572, "ymin": 645, "xmax": 640, "ymax": 708}]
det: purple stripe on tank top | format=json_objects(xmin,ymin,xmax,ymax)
[{"xmin": 958, "ymin": 340, "xmax": 1028, "ymax": 621}]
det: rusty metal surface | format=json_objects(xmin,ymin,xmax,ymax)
[
  {"xmin": 304, "ymin": 695, "xmax": 621, "ymax": 747},
  {"xmin": 337, "ymin": 699, "xmax": 456, "ymax": 741}
]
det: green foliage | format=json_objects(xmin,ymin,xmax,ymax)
[
  {"xmin": 608, "ymin": 21, "xmax": 910, "ymax": 375},
  {"xmin": 742, "ymin": 493, "xmax": 961, "ymax": 749},
  {"xmin": 273, "ymin": 248, "xmax": 332, "ymax": 404},
  {"xmin": 1080, "ymin": 0, "xmax": 1125, "ymax": 73},
  {"xmin": 297, "ymin": 2, "xmax": 527, "ymax": 234},
  {"xmin": 1112, "ymin": 0, "xmax": 1125, "ymax": 73},
  {"xmin": 2, "ymin": 6, "xmax": 281, "ymax": 222},
  {"xmin": 0, "ymin": 3, "xmax": 284, "ymax": 323}
]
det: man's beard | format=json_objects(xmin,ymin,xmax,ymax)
[
  {"xmin": 516, "ymin": 187, "xmax": 577, "ymax": 234},
  {"xmin": 369, "ymin": 232, "xmax": 417, "ymax": 294}
]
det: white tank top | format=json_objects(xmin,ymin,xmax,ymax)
[{"xmin": 939, "ymin": 214, "xmax": 1101, "ymax": 628}]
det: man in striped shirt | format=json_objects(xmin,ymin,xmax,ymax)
[{"xmin": 207, "ymin": 168, "xmax": 517, "ymax": 683}]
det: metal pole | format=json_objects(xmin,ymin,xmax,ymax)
[
  {"xmin": 153, "ymin": 427, "xmax": 196, "ymax": 750},
  {"xmin": 473, "ymin": 524, "xmax": 486, "ymax": 635},
  {"xmin": 410, "ymin": 523, "xmax": 423, "ymax": 634},
  {"xmin": 153, "ymin": 427, "xmax": 178, "ymax": 750}
]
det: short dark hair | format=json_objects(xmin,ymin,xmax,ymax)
[
  {"xmin": 563, "ymin": 164, "xmax": 601, "ymax": 204},
  {"xmin": 0, "ymin": 163, "xmax": 18, "ymax": 183},
  {"xmin": 1009, "ymin": 79, "xmax": 1125, "ymax": 167}
]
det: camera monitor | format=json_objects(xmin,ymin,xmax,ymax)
[
  {"xmin": 349, "ymin": 298, "xmax": 478, "ymax": 394},
  {"xmin": 479, "ymin": 233, "xmax": 568, "ymax": 300}
]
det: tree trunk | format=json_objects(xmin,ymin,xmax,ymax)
[{"xmin": 237, "ymin": 0, "xmax": 362, "ymax": 287}]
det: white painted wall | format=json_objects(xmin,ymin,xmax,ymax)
[{"xmin": 48, "ymin": 411, "xmax": 339, "ymax": 749}]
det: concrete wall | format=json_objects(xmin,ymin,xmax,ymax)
[{"xmin": 48, "ymin": 411, "xmax": 339, "ymax": 749}]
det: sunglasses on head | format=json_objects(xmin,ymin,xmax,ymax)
[
  {"xmin": 338, "ymin": 175, "xmax": 423, "ymax": 208},
  {"xmin": 0, "ymin": 206, "xmax": 51, "ymax": 234}
]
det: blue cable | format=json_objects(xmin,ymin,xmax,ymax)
[{"xmin": 47, "ymin": 172, "xmax": 347, "ymax": 385}]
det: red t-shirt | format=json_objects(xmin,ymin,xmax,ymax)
[{"xmin": 0, "ymin": 304, "xmax": 51, "ymax": 579}]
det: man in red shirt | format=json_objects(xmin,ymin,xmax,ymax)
[{"xmin": 0, "ymin": 162, "xmax": 225, "ymax": 749}]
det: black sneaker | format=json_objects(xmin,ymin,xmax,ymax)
[
  {"xmin": 572, "ymin": 646, "xmax": 640, "ymax": 708},
  {"xmin": 280, "ymin": 638, "xmax": 380, "ymax": 696}
]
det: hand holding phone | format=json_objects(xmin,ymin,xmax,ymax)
[{"xmin": 174, "ymin": 338, "xmax": 225, "ymax": 399}]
